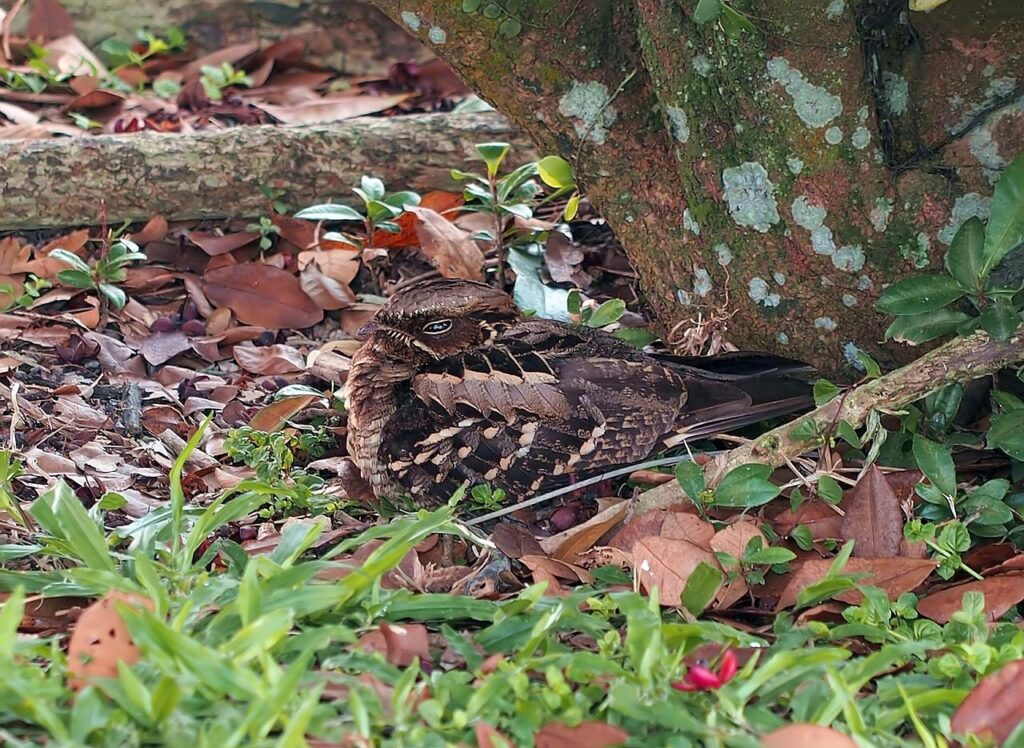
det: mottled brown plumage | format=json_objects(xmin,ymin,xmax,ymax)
[{"xmin": 346, "ymin": 279, "xmax": 813, "ymax": 504}]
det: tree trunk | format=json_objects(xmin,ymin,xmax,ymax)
[
  {"xmin": 361, "ymin": 0, "xmax": 1024, "ymax": 375},
  {"xmin": 0, "ymin": 113, "xmax": 535, "ymax": 229}
]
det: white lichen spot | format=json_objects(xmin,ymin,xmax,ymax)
[
  {"xmin": 869, "ymin": 197, "xmax": 894, "ymax": 232},
  {"xmin": 825, "ymin": 126, "xmax": 843, "ymax": 145},
  {"xmin": 939, "ymin": 192, "xmax": 992, "ymax": 244},
  {"xmin": 776, "ymin": 332, "xmax": 790, "ymax": 345},
  {"xmin": 812, "ymin": 225, "xmax": 837, "ymax": 255},
  {"xmin": 852, "ymin": 126, "xmax": 871, "ymax": 149},
  {"xmin": 842, "ymin": 293, "xmax": 857, "ymax": 307},
  {"xmin": 899, "ymin": 233, "xmax": 931, "ymax": 268},
  {"xmin": 400, "ymin": 10, "xmax": 422, "ymax": 30},
  {"xmin": 786, "ymin": 156, "xmax": 804, "ymax": 174},
  {"xmin": 683, "ymin": 208, "xmax": 700, "ymax": 235},
  {"xmin": 983, "ymin": 64, "xmax": 996, "ymax": 78},
  {"xmin": 722, "ymin": 162, "xmax": 780, "ymax": 233},
  {"xmin": 882, "ymin": 72, "xmax": 909, "ymax": 115},
  {"xmin": 715, "ymin": 243, "xmax": 734, "ymax": 266},
  {"xmin": 857, "ymin": 105, "xmax": 869, "ymax": 122},
  {"xmin": 748, "ymin": 277, "xmax": 781, "ymax": 307},
  {"xmin": 676, "ymin": 288, "xmax": 692, "ymax": 305},
  {"xmin": 826, "ymin": 0, "xmax": 846, "ymax": 18},
  {"xmin": 693, "ymin": 268, "xmax": 712, "ymax": 297},
  {"xmin": 814, "ymin": 316, "xmax": 838, "ymax": 332},
  {"xmin": 791, "ymin": 195, "xmax": 826, "ymax": 231},
  {"xmin": 968, "ymin": 125, "xmax": 1008, "ymax": 184},
  {"xmin": 558, "ymin": 80, "xmax": 617, "ymax": 145},
  {"xmin": 692, "ymin": 54, "xmax": 713, "ymax": 77},
  {"xmin": 773, "ymin": 271, "xmax": 786, "ymax": 285},
  {"xmin": 820, "ymin": 275, "xmax": 835, "ymax": 287},
  {"xmin": 843, "ymin": 342, "xmax": 866, "ymax": 371},
  {"xmin": 858, "ymin": 275, "xmax": 874, "ymax": 291},
  {"xmin": 766, "ymin": 56, "xmax": 842, "ymax": 128},
  {"xmin": 666, "ymin": 106, "xmax": 690, "ymax": 143},
  {"xmin": 428, "ymin": 26, "xmax": 447, "ymax": 44},
  {"xmin": 832, "ymin": 245, "xmax": 865, "ymax": 273}
]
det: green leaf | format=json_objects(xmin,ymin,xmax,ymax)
[
  {"xmin": 982, "ymin": 152, "xmax": 1024, "ymax": 277},
  {"xmin": 497, "ymin": 17, "xmax": 522, "ymax": 37},
  {"xmin": 674, "ymin": 461, "xmax": 706, "ymax": 500},
  {"xmin": 817, "ymin": 475, "xmax": 843, "ymax": 505},
  {"xmin": 57, "ymin": 269, "xmax": 95, "ymax": 289},
  {"xmin": 613, "ymin": 327, "xmax": 658, "ymax": 348},
  {"xmin": 564, "ymin": 193, "xmax": 581, "ymax": 221},
  {"xmin": 912, "ymin": 435, "xmax": 956, "ymax": 497},
  {"xmin": 946, "ymin": 216, "xmax": 986, "ymax": 291},
  {"xmin": 813, "ymin": 379, "xmax": 840, "ymax": 406},
  {"xmin": 693, "ymin": 0, "xmax": 722, "ymax": 24},
  {"xmin": 476, "ymin": 142, "xmax": 511, "ymax": 177},
  {"xmin": 854, "ymin": 349, "xmax": 882, "ymax": 379},
  {"xmin": 29, "ymin": 481, "xmax": 116, "ymax": 572},
  {"xmin": 98, "ymin": 283, "xmax": 127, "ymax": 309},
  {"xmin": 537, "ymin": 155, "xmax": 574, "ymax": 189},
  {"xmin": 979, "ymin": 300, "xmax": 1021, "ymax": 341},
  {"xmin": 585, "ymin": 298, "xmax": 626, "ymax": 328},
  {"xmin": 837, "ymin": 420, "xmax": 861, "ymax": 448},
  {"xmin": 462, "ymin": 0, "xmax": 482, "ymax": 11},
  {"xmin": 383, "ymin": 191, "xmax": 421, "ymax": 209},
  {"xmin": 719, "ymin": 4, "xmax": 755, "ymax": 36},
  {"xmin": 713, "ymin": 464, "xmax": 781, "ymax": 508},
  {"xmin": 681, "ymin": 561, "xmax": 723, "ymax": 615},
  {"xmin": 987, "ymin": 410, "xmax": 1024, "ymax": 460},
  {"xmin": 359, "ymin": 176, "xmax": 386, "ymax": 201},
  {"xmin": 744, "ymin": 546, "xmax": 796, "ymax": 565},
  {"xmin": 566, "ymin": 289, "xmax": 581, "ymax": 317},
  {"xmin": 876, "ymin": 274, "xmax": 965, "ymax": 315},
  {"xmin": 482, "ymin": 3, "xmax": 502, "ymax": 18},
  {"xmin": 294, "ymin": 203, "xmax": 363, "ymax": 222},
  {"xmin": 48, "ymin": 248, "xmax": 91, "ymax": 272},
  {"xmin": 884, "ymin": 309, "xmax": 971, "ymax": 344},
  {"xmin": 507, "ymin": 248, "xmax": 570, "ymax": 321}
]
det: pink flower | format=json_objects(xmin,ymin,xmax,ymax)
[{"xmin": 672, "ymin": 649, "xmax": 738, "ymax": 692}]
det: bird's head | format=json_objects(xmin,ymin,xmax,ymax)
[{"xmin": 357, "ymin": 279, "xmax": 520, "ymax": 364}]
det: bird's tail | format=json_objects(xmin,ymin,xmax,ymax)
[{"xmin": 653, "ymin": 351, "xmax": 816, "ymax": 447}]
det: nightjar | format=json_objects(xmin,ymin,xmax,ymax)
[{"xmin": 346, "ymin": 279, "xmax": 813, "ymax": 504}]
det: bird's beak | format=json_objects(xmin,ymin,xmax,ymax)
[{"xmin": 356, "ymin": 321, "xmax": 379, "ymax": 340}]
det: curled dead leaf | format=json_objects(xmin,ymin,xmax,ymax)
[
  {"xmin": 67, "ymin": 590, "xmax": 153, "ymax": 692},
  {"xmin": 917, "ymin": 573, "xmax": 1024, "ymax": 624},
  {"xmin": 951, "ymin": 659, "xmax": 1024, "ymax": 745},
  {"xmin": 407, "ymin": 206, "xmax": 485, "ymax": 280}
]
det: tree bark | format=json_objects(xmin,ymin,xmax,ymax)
[
  {"xmin": 361, "ymin": 0, "xmax": 1024, "ymax": 374},
  {"xmin": 0, "ymin": 112, "xmax": 535, "ymax": 230}
]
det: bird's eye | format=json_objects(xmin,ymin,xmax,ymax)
[{"xmin": 421, "ymin": 319, "xmax": 453, "ymax": 335}]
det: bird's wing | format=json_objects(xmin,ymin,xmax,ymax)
[{"xmin": 379, "ymin": 333, "xmax": 687, "ymax": 501}]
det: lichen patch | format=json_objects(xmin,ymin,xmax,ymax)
[
  {"xmin": 558, "ymin": 81, "xmax": 617, "ymax": 145},
  {"xmin": 766, "ymin": 57, "xmax": 842, "ymax": 128},
  {"xmin": 722, "ymin": 162, "xmax": 780, "ymax": 233}
]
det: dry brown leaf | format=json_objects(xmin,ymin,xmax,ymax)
[
  {"xmin": 67, "ymin": 591, "xmax": 153, "ymax": 691},
  {"xmin": 761, "ymin": 724, "xmax": 857, "ymax": 747},
  {"xmin": 260, "ymin": 93, "xmax": 410, "ymax": 124},
  {"xmin": 491, "ymin": 522, "xmax": 546, "ymax": 559},
  {"xmin": 233, "ymin": 342, "xmax": 306, "ymax": 374},
  {"xmin": 203, "ymin": 263, "xmax": 323, "ymax": 329},
  {"xmin": 26, "ymin": 0, "xmax": 76, "ymax": 39},
  {"xmin": 540, "ymin": 501, "xmax": 628, "ymax": 560},
  {"xmin": 772, "ymin": 500, "xmax": 844, "ymax": 542},
  {"xmin": 407, "ymin": 206, "xmax": 486, "ymax": 280},
  {"xmin": 840, "ymin": 464, "xmax": 904, "ymax": 557},
  {"xmin": 634, "ymin": 536, "xmax": 718, "ymax": 607},
  {"xmin": 520, "ymin": 555, "xmax": 592, "ymax": 585},
  {"xmin": 0, "ymin": 100, "xmax": 39, "ymax": 125},
  {"xmin": 129, "ymin": 215, "xmax": 169, "ymax": 245},
  {"xmin": 297, "ymin": 248, "xmax": 361, "ymax": 285},
  {"xmin": 951, "ymin": 659, "xmax": 1024, "ymax": 745},
  {"xmin": 377, "ymin": 622, "xmax": 431, "ymax": 667},
  {"xmin": 139, "ymin": 331, "xmax": 192, "ymax": 366},
  {"xmin": 43, "ymin": 35, "xmax": 107, "ymax": 77},
  {"xmin": 189, "ymin": 230, "xmax": 259, "ymax": 256},
  {"xmin": 178, "ymin": 41, "xmax": 260, "ymax": 81},
  {"xmin": 709, "ymin": 520, "xmax": 764, "ymax": 560},
  {"xmin": 534, "ymin": 721, "xmax": 629, "ymax": 748},
  {"xmin": 917, "ymin": 573, "xmax": 1024, "ymax": 624},
  {"xmin": 248, "ymin": 395, "xmax": 318, "ymax": 432},
  {"xmin": 661, "ymin": 512, "xmax": 716, "ymax": 549},
  {"xmin": 299, "ymin": 262, "xmax": 357, "ymax": 310},
  {"xmin": 775, "ymin": 557, "xmax": 937, "ymax": 610},
  {"xmin": 607, "ymin": 509, "xmax": 710, "ymax": 552},
  {"xmin": 476, "ymin": 722, "xmax": 512, "ymax": 748}
]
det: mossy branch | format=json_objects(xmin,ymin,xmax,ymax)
[{"xmin": 635, "ymin": 329, "xmax": 1024, "ymax": 512}]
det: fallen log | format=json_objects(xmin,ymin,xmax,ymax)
[
  {"xmin": 0, "ymin": 112, "xmax": 535, "ymax": 231},
  {"xmin": 634, "ymin": 328, "xmax": 1024, "ymax": 514}
]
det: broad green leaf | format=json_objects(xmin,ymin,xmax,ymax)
[
  {"xmin": 29, "ymin": 481, "xmax": 115, "ymax": 572},
  {"xmin": 854, "ymin": 349, "xmax": 882, "ymax": 379},
  {"xmin": 508, "ymin": 248, "xmax": 570, "ymax": 321},
  {"xmin": 945, "ymin": 216, "xmax": 986, "ymax": 291},
  {"xmin": 382, "ymin": 191, "xmax": 421, "ymax": 209},
  {"xmin": 813, "ymin": 379, "xmax": 840, "ymax": 406},
  {"xmin": 744, "ymin": 546, "xmax": 796, "ymax": 565},
  {"xmin": 0, "ymin": 586, "xmax": 24, "ymax": 659},
  {"xmin": 476, "ymin": 142, "xmax": 511, "ymax": 177},
  {"xmin": 48, "ymin": 248, "xmax": 90, "ymax": 272},
  {"xmin": 98, "ymin": 283, "xmax": 127, "ymax": 309},
  {"xmin": 911, "ymin": 435, "xmax": 956, "ymax": 497},
  {"xmin": 585, "ymin": 298, "xmax": 626, "ymax": 328},
  {"xmin": 462, "ymin": 0, "xmax": 482, "ymax": 11},
  {"xmin": 816, "ymin": 475, "xmax": 843, "ymax": 505},
  {"xmin": 982, "ymin": 152, "xmax": 1024, "ymax": 277},
  {"xmin": 294, "ymin": 203, "xmax": 363, "ymax": 222},
  {"xmin": 613, "ymin": 327, "xmax": 658, "ymax": 348},
  {"xmin": 564, "ymin": 192, "xmax": 581, "ymax": 220},
  {"xmin": 359, "ymin": 176, "xmax": 386, "ymax": 201},
  {"xmin": 988, "ymin": 410, "xmax": 1024, "ymax": 460},
  {"xmin": 876, "ymin": 274, "xmax": 964, "ymax": 315},
  {"xmin": 719, "ymin": 4, "xmax": 755, "ymax": 36},
  {"xmin": 979, "ymin": 300, "xmax": 1022, "ymax": 340},
  {"xmin": 497, "ymin": 17, "xmax": 522, "ymax": 37},
  {"xmin": 693, "ymin": 0, "xmax": 722, "ymax": 24},
  {"xmin": 681, "ymin": 561, "xmax": 723, "ymax": 615},
  {"xmin": 57, "ymin": 269, "xmax": 95, "ymax": 289},
  {"xmin": 537, "ymin": 155, "xmax": 574, "ymax": 189},
  {"xmin": 566, "ymin": 288, "xmax": 582, "ymax": 317},
  {"xmin": 714, "ymin": 464, "xmax": 781, "ymax": 508},
  {"xmin": 884, "ymin": 309, "xmax": 971, "ymax": 344},
  {"xmin": 674, "ymin": 460, "xmax": 706, "ymax": 500}
]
